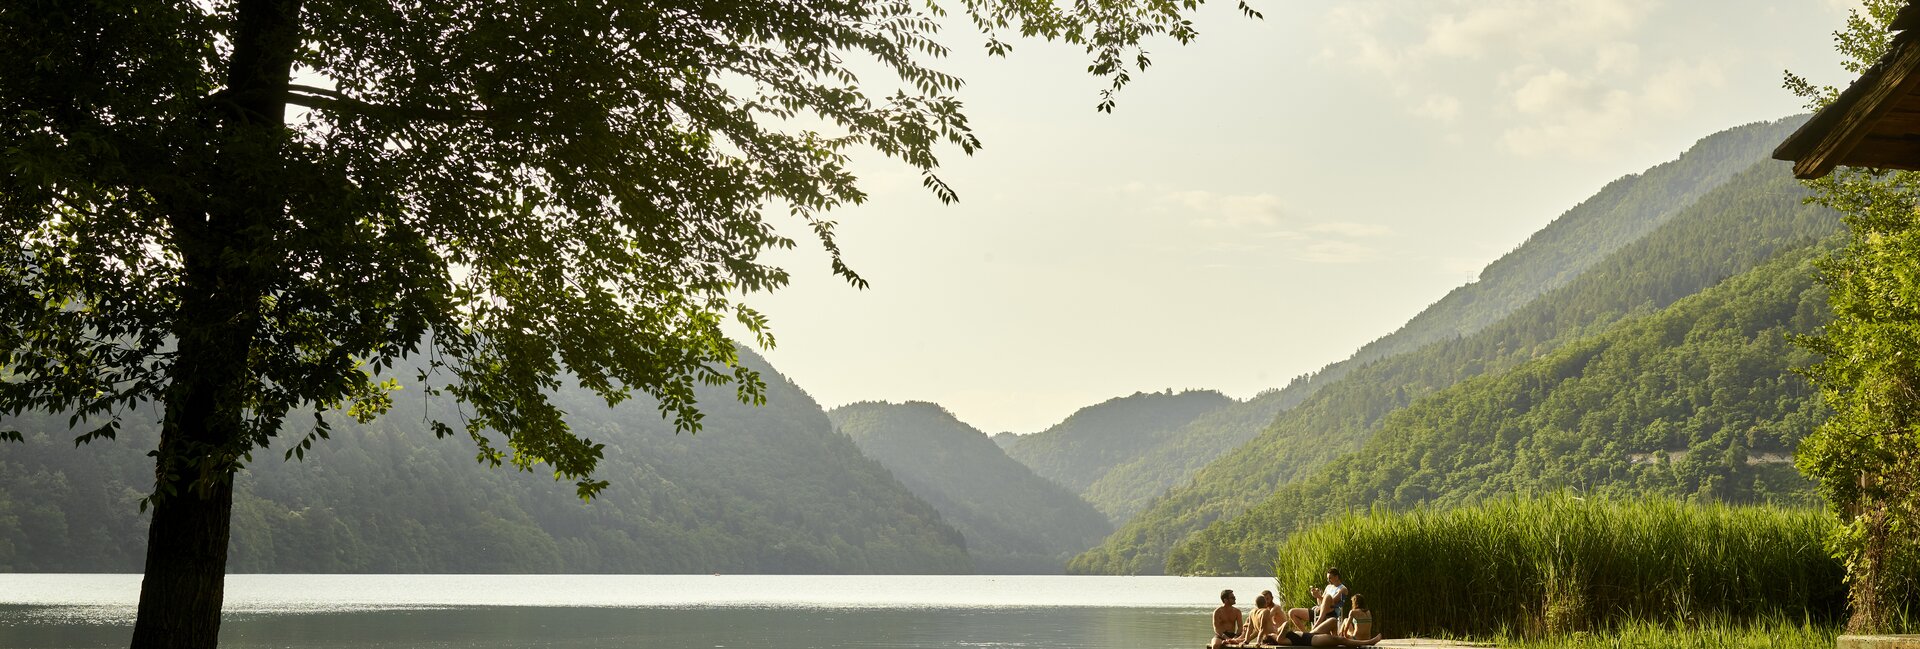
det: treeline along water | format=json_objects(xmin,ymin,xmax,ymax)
[{"xmin": 0, "ymin": 349, "xmax": 974, "ymax": 574}]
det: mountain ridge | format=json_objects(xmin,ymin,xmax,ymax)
[
  {"xmin": 830, "ymin": 400, "xmax": 1112, "ymax": 573},
  {"xmin": 1070, "ymin": 119, "xmax": 1835, "ymax": 575}
]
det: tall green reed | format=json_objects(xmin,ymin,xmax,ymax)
[{"xmin": 1271, "ymin": 495, "xmax": 1846, "ymax": 638}]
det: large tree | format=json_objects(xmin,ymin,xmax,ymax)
[
  {"xmin": 1788, "ymin": 0, "xmax": 1920, "ymax": 633},
  {"xmin": 0, "ymin": 0, "xmax": 1252, "ymax": 646}
]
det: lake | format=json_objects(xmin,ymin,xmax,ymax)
[{"xmin": 0, "ymin": 574, "xmax": 1279, "ymax": 648}]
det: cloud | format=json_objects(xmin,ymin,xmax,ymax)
[
  {"xmin": 1126, "ymin": 184, "xmax": 1388, "ymax": 264},
  {"xmin": 1316, "ymin": 0, "xmax": 1731, "ymax": 159},
  {"xmin": 1308, "ymin": 222, "xmax": 1394, "ymax": 237},
  {"xmin": 1420, "ymin": 0, "xmax": 1656, "ymax": 59},
  {"xmin": 1300, "ymin": 241, "xmax": 1379, "ymax": 264},
  {"xmin": 1499, "ymin": 58, "xmax": 1724, "ymax": 157},
  {"xmin": 1412, "ymin": 94, "xmax": 1463, "ymax": 121},
  {"xmin": 1146, "ymin": 188, "xmax": 1288, "ymax": 228},
  {"xmin": 1322, "ymin": 0, "xmax": 1658, "ymax": 69},
  {"xmin": 1509, "ymin": 67, "xmax": 1604, "ymax": 115}
]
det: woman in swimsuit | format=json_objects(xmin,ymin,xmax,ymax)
[{"xmin": 1339, "ymin": 594, "xmax": 1373, "ymax": 640}]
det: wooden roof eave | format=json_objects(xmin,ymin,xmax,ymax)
[
  {"xmin": 1893, "ymin": 2, "xmax": 1920, "ymax": 32},
  {"xmin": 1774, "ymin": 31, "xmax": 1920, "ymax": 179},
  {"xmin": 1775, "ymin": 7, "xmax": 1920, "ymax": 179}
]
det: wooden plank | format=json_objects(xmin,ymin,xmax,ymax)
[
  {"xmin": 1831, "ymin": 143, "xmax": 1920, "ymax": 171},
  {"xmin": 1796, "ymin": 33, "xmax": 1920, "ymax": 178},
  {"xmin": 1838, "ymin": 635, "xmax": 1920, "ymax": 649},
  {"xmin": 1865, "ymin": 110, "xmax": 1920, "ymax": 135}
]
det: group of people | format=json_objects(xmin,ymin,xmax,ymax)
[{"xmin": 1209, "ymin": 568, "xmax": 1381, "ymax": 647}]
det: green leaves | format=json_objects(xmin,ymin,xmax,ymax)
[
  {"xmin": 1, "ymin": 0, "xmax": 1242, "ymax": 506},
  {"xmin": 1787, "ymin": 0, "xmax": 1920, "ymax": 630}
]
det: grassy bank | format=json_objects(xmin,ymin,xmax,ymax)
[
  {"xmin": 1272, "ymin": 496, "xmax": 1845, "ymax": 638},
  {"xmin": 1495, "ymin": 617, "xmax": 1838, "ymax": 649}
]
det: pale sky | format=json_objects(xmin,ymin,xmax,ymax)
[{"xmin": 740, "ymin": 0, "xmax": 1866, "ymax": 434}]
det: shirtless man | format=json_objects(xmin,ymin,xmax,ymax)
[
  {"xmin": 1211, "ymin": 589, "xmax": 1246, "ymax": 649},
  {"xmin": 1248, "ymin": 593, "xmax": 1282, "ymax": 645}
]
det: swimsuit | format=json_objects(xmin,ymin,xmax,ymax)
[{"xmin": 1284, "ymin": 630, "xmax": 1317, "ymax": 646}]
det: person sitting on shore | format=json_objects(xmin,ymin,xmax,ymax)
[
  {"xmin": 1247, "ymin": 592, "xmax": 1283, "ymax": 646},
  {"xmin": 1211, "ymin": 589, "xmax": 1246, "ymax": 649},
  {"xmin": 1338, "ymin": 594, "xmax": 1372, "ymax": 640},
  {"xmin": 1277, "ymin": 628, "xmax": 1383, "ymax": 647},
  {"xmin": 1308, "ymin": 568, "xmax": 1349, "ymax": 634},
  {"xmin": 1246, "ymin": 591, "xmax": 1273, "ymax": 643},
  {"xmin": 1286, "ymin": 586, "xmax": 1321, "ymax": 634}
]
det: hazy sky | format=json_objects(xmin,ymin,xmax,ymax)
[{"xmin": 741, "ymin": 0, "xmax": 1866, "ymax": 434}]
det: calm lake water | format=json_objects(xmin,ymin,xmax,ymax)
[{"xmin": 0, "ymin": 574, "xmax": 1278, "ymax": 648}]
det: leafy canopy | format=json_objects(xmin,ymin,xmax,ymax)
[
  {"xmin": 1786, "ymin": 0, "xmax": 1920, "ymax": 631},
  {"xmin": 0, "ymin": 0, "xmax": 1254, "ymax": 497}
]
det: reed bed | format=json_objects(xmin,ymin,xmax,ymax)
[{"xmin": 1271, "ymin": 495, "xmax": 1846, "ymax": 638}]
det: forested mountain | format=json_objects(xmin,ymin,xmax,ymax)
[
  {"xmin": 1078, "ymin": 387, "xmax": 1299, "ymax": 523},
  {"xmin": 992, "ymin": 432, "xmax": 1020, "ymax": 449},
  {"xmin": 1059, "ymin": 117, "xmax": 1811, "ymax": 527},
  {"xmin": 1170, "ymin": 246, "xmax": 1829, "ymax": 574},
  {"xmin": 1069, "ymin": 155, "xmax": 1840, "ymax": 575},
  {"xmin": 0, "ymin": 350, "xmax": 974, "ymax": 573},
  {"xmin": 1003, "ymin": 390, "xmax": 1232, "ymax": 493},
  {"xmin": 830, "ymin": 401, "xmax": 1112, "ymax": 573}
]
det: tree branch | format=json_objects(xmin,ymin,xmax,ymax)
[{"xmin": 282, "ymin": 84, "xmax": 491, "ymax": 123}]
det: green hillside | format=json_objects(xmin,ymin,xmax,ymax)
[
  {"xmin": 1173, "ymin": 246, "xmax": 1830, "ymax": 575},
  {"xmin": 1003, "ymin": 389, "xmax": 1231, "ymax": 492},
  {"xmin": 1065, "ymin": 117, "xmax": 1811, "ymax": 526},
  {"xmin": 1069, "ymin": 156, "xmax": 1839, "ymax": 575},
  {"xmin": 1079, "ymin": 388, "xmax": 1297, "ymax": 523},
  {"xmin": 830, "ymin": 401, "xmax": 1112, "ymax": 573},
  {"xmin": 0, "ymin": 350, "xmax": 974, "ymax": 573}
]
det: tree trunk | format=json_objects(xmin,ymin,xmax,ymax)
[
  {"xmin": 128, "ymin": 0, "xmax": 301, "ymax": 645},
  {"xmin": 129, "ymin": 472, "xmax": 235, "ymax": 648},
  {"xmin": 128, "ymin": 274, "xmax": 263, "ymax": 649}
]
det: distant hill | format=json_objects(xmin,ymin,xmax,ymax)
[
  {"xmin": 1060, "ymin": 117, "xmax": 1813, "ymax": 528},
  {"xmin": 1004, "ymin": 390, "xmax": 1232, "ymax": 494},
  {"xmin": 1079, "ymin": 389, "xmax": 1298, "ymax": 523},
  {"xmin": 0, "ymin": 349, "xmax": 974, "ymax": 573},
  {"xmin": 1071, "ymin": 134, "xmax": 1839, "ymax": 575},
  {"xmin": 830, "ymin": 401, "xmax": 1112, "ymax": 573},
  {"xmin": 992, "ymin": 432, "xmax": 1021, "ymax": 449},
  {"xmin": 1170, "ymin": 244, "xmax": 1829, "ymax": 574}
]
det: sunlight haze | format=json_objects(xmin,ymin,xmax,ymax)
[{"xmin": 743, "ymin": 0, "xmax": 1862, "ymax": 434}]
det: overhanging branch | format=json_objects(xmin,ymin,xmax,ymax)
[{"xmin": 282, "ymin": 84, "xmax": 492, "ymax": 123}]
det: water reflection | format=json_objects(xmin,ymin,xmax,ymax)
[{"xmin": 2, "ymin": 606, "xmax": 1210, "ymax": 649}]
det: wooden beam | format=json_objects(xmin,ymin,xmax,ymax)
[
  {"xmin": 1832, "ymin": 137, "xmax": 1920, "ymax": 170},
  {"xmin": 1795, "ymin": 33, "xmax": 1920, "ymax": 178}
]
